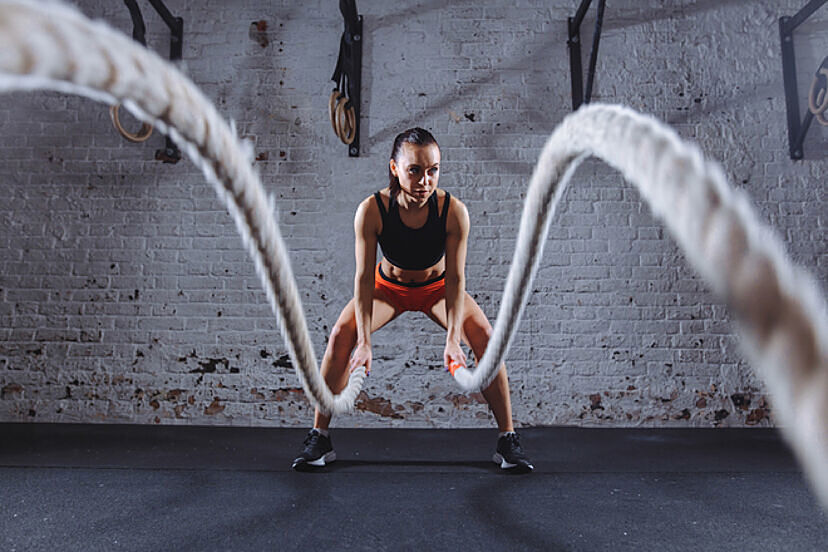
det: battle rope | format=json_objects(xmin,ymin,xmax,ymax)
[
  {"xmin": 450, "ymin": 104, "xmax": 827, "ymax": 508},
  {"xmin": 0, "ymin": 0, "xmax": 825, "ymax": 507}
]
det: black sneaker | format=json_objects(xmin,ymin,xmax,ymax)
[
  {"xmin": 493, "ymin": 432, "xmax": 534, "ymax": 473},
  {"xmin": 291, "ymin": 429, "xmax": 336, "ymax": 471}
]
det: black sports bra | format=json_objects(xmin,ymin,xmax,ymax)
[{"xmin": 374, "ymin": 190, "xmax": 451, "ymax": 270}]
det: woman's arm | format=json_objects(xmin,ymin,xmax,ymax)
[
  {"xmin": 444, "ymin": 195, "xmax": 471, "ymax": 368},
  {"xmin": 351, "ymin": 197, "xmax": 380, "ymax": 373}
]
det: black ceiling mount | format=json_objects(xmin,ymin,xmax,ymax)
[
  {"xmin": 567, "ymin": 0, "xmax": 606, "ymax": 111},
  {"xmin": 779, "ymin": 0, "xmax": 827, "ymax": 160},
  {"xmin": 122, "ymin": 0, "xmax": 184, "ymax": 164},
  {"xmin": 330, "ymin": 0, "xmax": 363, "ymax": 157}
]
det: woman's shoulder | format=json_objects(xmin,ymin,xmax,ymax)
[
  {"xmin": 438, "ymin": 188, "xmax": 466, "ymax": 212},
  {"xmin": 355, "ymin": 189, "xmax": 387, "ymax": 231},
  {"xmin": 358, "ymin": 187, "xmax": 388, "ymax": 203},
  {"xmin": 440, "ymin": 190, "xmax": 469, "ymax": 232},
  {"xmin": 365, "ymin": 188, "xmax": 390, "ymax": 211}
]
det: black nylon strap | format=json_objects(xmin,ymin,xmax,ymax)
[
  {"xmin": 440, "ymin": 191, "xmax": 451, "ymax": 230},
  {"xmin": 373, "ymin": 191, "xmax": 387, "ymax": 220}
]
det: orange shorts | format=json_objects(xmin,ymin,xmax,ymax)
[{"xmin": 375, "ymin": 264, "xmax": 445, "ymax": 313}]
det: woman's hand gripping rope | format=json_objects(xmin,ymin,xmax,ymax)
[
  {"xmin": 350, "ymin": 341, "xmax": 372, "ymax": 377},
  {"xmin": 445, "ymin": 341, "xmax": 467, "ymax": 377}
]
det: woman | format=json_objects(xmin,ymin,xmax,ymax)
[{"xmin": 292, "ymin": 128, "xmax": 533, "ymax": 473}]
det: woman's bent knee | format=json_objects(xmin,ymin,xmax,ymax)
[
  {"xmin": 328, "ymin": 321, "xmax": 357, "ymax": 355},
  {"xmin": 466, "ymin": 323, "xmax": 493, "ymax": 354}
]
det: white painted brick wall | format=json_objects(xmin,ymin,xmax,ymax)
[{"xmin": 0, "ymin": 0, "xmax": 825, "ymax": 428}]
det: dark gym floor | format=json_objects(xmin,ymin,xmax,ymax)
[{"xmin": 1, "ymin": 424, "xmax": 826, "ymax": 551}]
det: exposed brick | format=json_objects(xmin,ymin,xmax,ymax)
[{"xmin": 0, "ymin": 0, "xmax": 823, "ymax": 428}]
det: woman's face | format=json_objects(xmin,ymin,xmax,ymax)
[{"xmin": 390, "ymin": 142, "xmax": 441, "ymax": 205}]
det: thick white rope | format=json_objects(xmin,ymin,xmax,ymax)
[
  {"xmin": 0, "ymin": 1, "xmax": 826, "ymax": 507},
  {"xmin": 452, "ymin": 104, "xmax": 827, "ymax": 506},
  {"xmin": 0, "ymin": 0, "xmax": 365, "ymax": 416}
]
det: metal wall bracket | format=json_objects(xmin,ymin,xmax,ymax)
[
  {"xmin": 779, "ymin": 0, "xmax": 826, "ymax": 160},
  {"xmin": 567, "ymin": 0, "xmax": 606, "ymax": 111},
  {"xmin": 122, "ymin": 0, "xmax": 184, "ymax": 163},
  {"xmin": 330, "ymin": 0, "xmax": 362, "ymax": 157}
]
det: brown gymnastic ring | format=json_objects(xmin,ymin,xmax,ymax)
[
  {"xmin": 329, "ymin": 89, "xmax": 343, "ymax": 137},
  {"xmin": 109, "ymin": 104, "xmax": 153, "ymax": 143},
  {"xmin": 808, "ymin": 68, "xmax": 828, "ymax": 127},
  {"xmin": 345, "ymin": 104, "xmax": 356, "ymax": 144},
  {"xmin": 334, "ymin": 95, "xmax": 348, "ymax": 142},
  {"xmin": 334, "ymin": 96, "xmax": 356, "ymax": 145}
]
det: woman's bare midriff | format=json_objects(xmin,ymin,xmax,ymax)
[{"xmin": 380, "ymin": 257, "xmax": 445, "ymax": 284}]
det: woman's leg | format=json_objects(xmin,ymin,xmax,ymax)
[
  {"xmin": 428, "ymin": 293, "xmax": 514, "ymax": 432},
  {"xmin": 313, "ymin": 295, "xmax": 398, "ymax": 429}
]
